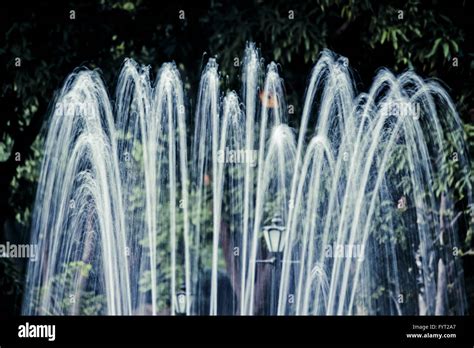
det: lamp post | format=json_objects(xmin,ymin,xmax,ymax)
[
  {"xmin": 262, "ymin": 214, "xmax": 286, "ymax": 315},
  {"xmin": 262, "ymin": 214, "xmax": 286, "ymax": 253},
  {"xmin": 175, "ymin": 284, "xmax": 186, "ymax": 316}
]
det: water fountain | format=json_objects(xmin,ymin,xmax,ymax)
[{"xmin": 23, "ymin": 43, "xmax": 471, "ymax": 316}]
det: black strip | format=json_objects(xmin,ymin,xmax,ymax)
[{"xmin": 0, "ymin": 316, "xmax": 473, "ymax": 346}]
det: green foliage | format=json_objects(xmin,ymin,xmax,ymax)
[{"xmin": 26, "ymin": 261, "xmax": 105, "ymax": 315}]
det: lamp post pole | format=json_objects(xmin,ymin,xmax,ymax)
[{"xmin": 270, "ymin": 251, "xmax": 282, "ymax": 315}]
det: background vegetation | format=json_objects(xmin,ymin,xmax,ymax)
[{"xmin": 0, "ymin": 0, "xmax": 472, "ymax": 315}]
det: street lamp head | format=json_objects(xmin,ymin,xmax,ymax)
[
  {"xmin": 175, "ymin": 284, "xmax": 187, "ymax": 315},
  {"xmin": 262, "ymin": 213, "xmax": 286, "ymax": 253}
]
